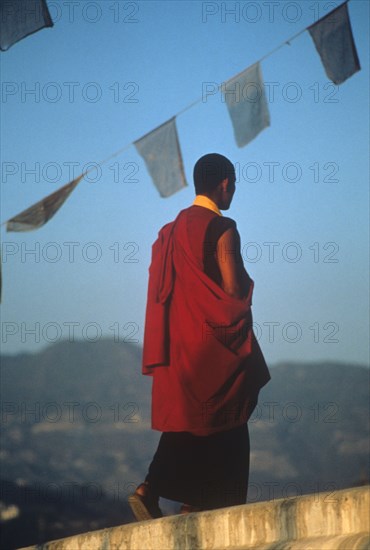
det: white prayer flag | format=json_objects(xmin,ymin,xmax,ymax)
[
  {"xmin": 134, "ymin": 118, "xmax": 187, "ymax": 198},
  {"xmin": 308, "ymin": 2, "xmax": 360, "ymax": 85},
  {"xmin": 223, "ymin": 62, "xmax": 270, "ymax": 148}
]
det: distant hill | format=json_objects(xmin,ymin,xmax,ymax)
[
  {"xmin": 1, "ymin": 340, "xmax": 369, "ymax": 549},
  {"xmin": 247, "ymin": 360, "xmax": 369, "ymax": 500},
  {"xmin": 0, "ymin": 479, "xmax": 131, "ymax": 550}
]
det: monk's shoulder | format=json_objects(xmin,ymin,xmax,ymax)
[
  {"xmin": 159, "ymin": 220, "xmax": 175, "ymax": 235},
  {"xmin": 185, "ymin": 205, "xmax": 216, "ymax": 221},
  {"xmin": 205, "ymin": 214, "xmax": 237, "ymax": 243}
]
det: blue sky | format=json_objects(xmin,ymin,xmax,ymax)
[{"xmin": 1, "ymin": 0, "xmax": 369, "ymax": 365}]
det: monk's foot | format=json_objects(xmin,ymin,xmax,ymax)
[{"xmin": 128, "ymin": 482, "xmax": 163, "ymax": 521}]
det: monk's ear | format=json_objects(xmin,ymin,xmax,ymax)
[{"xmin": 220, "ymin": 178, "xmax": 229, "ymax": 192}]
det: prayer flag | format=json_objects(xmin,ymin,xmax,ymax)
[
  {"xmin": 134, "ymin": 117, "xmax": 187, "ymax": 198},
  {"xmin": 223, "ymin": 63, "xmax": 270, "ymax": 148},
  {"xmin": 0, "ymin": 0, "xmax": 53, "ymax": 52},
  {"xmin": 6, "ymin": 175, "xmax": 83, "ymax": 232},
  {"xmin": 308, "ymin": 2, "xmax": 360, "ymax": 85}
]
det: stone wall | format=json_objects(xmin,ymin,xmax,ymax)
[{"xmin": 20, "ymin": 486, "xmax": 369, "ymax": 550}]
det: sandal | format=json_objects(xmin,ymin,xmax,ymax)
[{"xmin": 128, "ymin": 483, "xmax": 163, "ymax": 521}]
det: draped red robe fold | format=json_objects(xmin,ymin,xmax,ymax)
[{"xmin": 143, "ymin": 207, "xmax": 270, "ymax": 435}]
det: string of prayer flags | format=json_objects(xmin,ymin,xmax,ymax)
[
  {"xmin": 6, "ymin": 175, "xmax": 83, "ymax": 232},
  {"xmin": 134, "ymin": 117, "xmax": 187, "ymax": 198},
  {"xmin": 0, "ymin": 0, "xmax": 53, "ymax": 52},
  {"xmin": 223, "ymin": 62, "xmax": 270, "ymax": 148},
  {"xmin": 308, "ymin": 1, "xmax": 360, "ymax": 85},
  {"xmin": 2, "ymin": 0, "xmax": 361, "ymax": 233}
]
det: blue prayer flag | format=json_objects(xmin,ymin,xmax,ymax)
[
  {"xmin": 308, "ymin": 2, "xmax": 360, "ymax": 85},
  {"xmin": 0, "ymin": 0, "xmax": 53, "ymax": 51}
]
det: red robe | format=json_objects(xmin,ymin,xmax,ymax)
[{"xmin": 142, "ymin": 206, "xmax": 270, "ymax": 435}]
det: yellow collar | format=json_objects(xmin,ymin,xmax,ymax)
[{"xmin": 192, "ymin": 195, "xmax": 222, "ymax": 216}]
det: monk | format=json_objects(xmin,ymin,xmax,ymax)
[{"xmin": 129, "ymin": 153, "xmax": 270, "ymax": 520}]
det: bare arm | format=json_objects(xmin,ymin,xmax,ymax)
[{"xmin": 216, "ymin": 227, "xmax": 249, "ymax": 299}]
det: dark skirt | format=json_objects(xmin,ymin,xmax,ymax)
[{"xmin": 145, "ymin": 424, "xmax": 250, "ymax": 509}]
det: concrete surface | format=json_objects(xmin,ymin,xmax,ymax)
[{"xmin": 20, "ymin": 485, "xmax": 369, "ymax": 550}]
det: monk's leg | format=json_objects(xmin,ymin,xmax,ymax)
[{"xmin": 141, "ymin": 425, "xmax": 249, "ymax": 513}]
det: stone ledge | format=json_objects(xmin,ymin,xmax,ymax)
[
  {"xmin": 244, "ymin": 532, "xmax": 370, "ymax": 550},
  {"xmin": 20, "ymin": 486, "xmax": 369, "ymax": 550}
]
